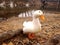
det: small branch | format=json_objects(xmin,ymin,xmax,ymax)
[{"xmin": 0, "ymin": 29, "xmax": 22, "ymax": 42}]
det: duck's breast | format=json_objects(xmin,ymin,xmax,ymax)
[{"xmin": 23, "ymin": 21, "xmax": 35, "ymax": 33}]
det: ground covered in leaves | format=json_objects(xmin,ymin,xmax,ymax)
[{"xmin": 0, "ymin": 10, "xmax": 60, "ymax": 45}]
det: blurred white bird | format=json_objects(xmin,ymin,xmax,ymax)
[
  {"xmin": 23, "ymin": 10, "xmax": 45, "ymax": 39},
  {"xmin": 25, "ymin": 3, "xmax": 29, "ymax": 7},
  {"xmin": 10, "ymin": 1, "xmax": 14, "ymax": 8},
  {"xmin": 0, "ymin": 1, "xmax": 5, "ymax": 8}
]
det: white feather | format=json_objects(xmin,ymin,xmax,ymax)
[{"xmin": 23, "ymin": 10, "xmax": 43, "ymax": 34}]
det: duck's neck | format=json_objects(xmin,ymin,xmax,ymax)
[{"xmin": 32, "ymin": 17, "xmax": 41, "ymax": 24}]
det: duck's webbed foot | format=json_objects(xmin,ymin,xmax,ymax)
[{"xmin": 28, "ymin": 33, "xmax": 36, "ymax": 39}]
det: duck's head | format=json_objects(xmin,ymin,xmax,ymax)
[{"xmin": 33, "ymin": 10, "xmax": 45, "ymax": 22}]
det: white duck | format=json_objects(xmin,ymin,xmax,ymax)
[{"xmin": 23, "ymin": 10, "xmax": 45, "ymax": 39}]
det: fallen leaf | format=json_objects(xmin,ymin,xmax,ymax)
[
  {"xmin": 2, "ymin": 43, "xmax": 7, "ymax": 45},
  {"xmin": 8, "ymin": 42, "xmax": 14, "ymax": 45}
]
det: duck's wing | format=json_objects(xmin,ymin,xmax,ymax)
[{"xmin": 23, "ymin": 21, "xmax": 34, "ymax": 28}]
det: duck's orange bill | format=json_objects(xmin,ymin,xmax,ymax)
[
  {"xmin": 39, "ymin": 15, "xmax": 45, "ymax": 22},
  {"xmin": 28, "ymin": 33, "xmax": 35, "ymax": 39}
]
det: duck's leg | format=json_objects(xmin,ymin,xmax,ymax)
[{"xmin": 28, "ymin": 33, "xmax": 35, "ymax": 39}]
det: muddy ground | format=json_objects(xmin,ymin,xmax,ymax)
[{"xmin": 0, "ymin": 10, "xmax": 60, "ymax": 45}]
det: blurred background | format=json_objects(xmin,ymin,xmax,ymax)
[
  {"xmin": 0, "ymin": 0, "xmax": 60, "ymax": 45},
  {"xmin": 0, "ymin": 0, "xmax": 60, "ymax": 18}
]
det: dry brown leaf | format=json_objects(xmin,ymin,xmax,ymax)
[
  {"xmin": 2, "ymin": 43, "xmax": 7, "ymax": 45},
  {"xmin": 8, "ymin": 42, "xmax": 14, "ymax": 45}
]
